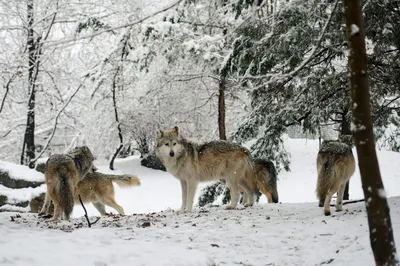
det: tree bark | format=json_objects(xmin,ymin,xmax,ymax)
[
  {"xmin": 218, "ymin": 75, "xmax": 227, "ymax": 140},
  {"xmin": 21, "ymin": 0, "xmax": 36, "ymax": 165},
  {"xmin": 340, "ymin": 110, "xmax": 351, "ymax": 200},
  {"xmin": 343, "ymin": 0, "xmax": 399, "ymax": 265},
  {"xmin": 109, "ymin": 32, "xmax": 130, "ymax": 170},
  {"xmin": 109, "ymin": 70, "xmax": 124, "ymax": 171}
]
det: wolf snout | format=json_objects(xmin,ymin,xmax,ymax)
[{"xmin": 169, "ymin": 151, "xmax": 175, "ymax": 157}]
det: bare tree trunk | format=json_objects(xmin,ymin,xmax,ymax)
[
  {"xmin": 109, "ymin": 32, "xmax": 130, "ymax": 170},
  {"xmin": 340, "ymin": 108, "xmax": 351, "ymax": 200},
  {"xmin": 218, "ymin": 75, "xmax": 227, "ymax": 140},
  {"xmin": 109, "ymin": 73, "xmax": 123, "ymax": 170},
  {"xmin": 21, "ymin": 0, "xmax": 36, "ymax": 165},
  {"xmin": 343, "ymin": 0, "xmax": 399, "ymax": 265}
]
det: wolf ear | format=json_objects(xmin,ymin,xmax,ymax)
[
  {"xmin": 157, "ymin": 129, "xmax": 163, "ymax": 139},
  {"xmin": 173, "ymin": 126, "xmax": 179, "ymax": 135}
]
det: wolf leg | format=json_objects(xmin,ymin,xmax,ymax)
[
  {"xmin": 184, "ymin": 180, "xmax": 198, "ymax": 213},
  {"xmin": 93, "ymin": 202, "xmax": 107, "ymax": 216},
  {"xmin": 239, "ymin": 180, "xmax": 255, "ymax": 207},
  {"xmin": 51, "ymin": 203, "xmax": 62, "ymax": 221},
  {"xmin": 323, "ymin": 182, "xmax": 341, "ymax": 215},
  {"xmin": 179, "ymin": 180, "xmax": 187, "ymax": 213},
  {"xmin": 39, "ymin": 193, "xmax": 51, "ymax": 216},
  {"xmin": 226, "ymin": 181, "xmax": 240, "ymax": 210},
  {"xmin": 101, "ymin": 197, "xmax": 125, "ymax": 215},
  {"xmin": 335, "ymin": 182, "xmax": 346, "ymax": 212}
]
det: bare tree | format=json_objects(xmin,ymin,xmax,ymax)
[
  {"xmin": 21, "ymin": 0, "xmax": 37, "ymax": 165},
  {"xmin": 343, "ymin": 0, "xmax": 399, "ymax": 265}
]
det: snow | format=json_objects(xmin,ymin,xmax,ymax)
[
  {"xmin": 0, "ymin": 184, "xmax": 46, "ymax": 204},
  {"xmin": 0, "ymin": 160, "xmax": 44, "ymax": 182},
  {"xmin": 351, "ymin": 24, "xmax": 360, "ymax": 36},
  {"xmin": 1, "ymin": 138, "xmax": 400, "ymax": 265}
]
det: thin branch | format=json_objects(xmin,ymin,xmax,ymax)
[
  {"xmin": 28, "ymin": 84, "xmax": 83, "ymax": 167},
  {"xmin": 329, "ymin": 199, "xmax": 365, "ymax": 206},
  {"xmin": 42, "ymin": 0, "xmax": 184, "ymax": 48},
  {"xmin": 78, "ymin": 195, "xmax": 100, "ymax": 228}
]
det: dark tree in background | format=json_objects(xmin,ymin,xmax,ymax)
[
  {"xmin": 343, "ymin": 0, "xmax": 399, "ymax": 265},
  {"xmin": 21, "ymin": 0, "xmax": 37, "ymax": 165}
]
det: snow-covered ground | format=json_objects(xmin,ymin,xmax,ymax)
[{"xmin": 1, "ymin": 138, "xmax": 400, "ymax": 265}]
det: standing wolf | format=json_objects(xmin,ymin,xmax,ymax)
[
  {"xmin": 253, "ymin": 159, "xmax": 279, "ymax": 203},
  {"xmin": 43, "ymin": 146, "xmax": 95, "ymax": 221},
  {"xmin": 316, "ymin": 139, "xmax": 355, "ymax": 215},
  {"xmin": 156, "ymin": 126, "xmax": 256, "ymax": 213}
]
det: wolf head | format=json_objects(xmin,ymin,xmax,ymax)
[
  {"xmin": 156, "ymin": 126, "xmax": 184, "ymax": 159},
  {"xmin": 67, "ymin": 146, "xmax": 96, "ymax": 174}
]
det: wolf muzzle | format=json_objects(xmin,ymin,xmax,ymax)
[{"xmin": 169, "ymin": 151, "xmax": 175, "ymax": 157}]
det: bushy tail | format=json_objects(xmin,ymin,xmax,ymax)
[
  {"xmin": 316, "ymin": 159, "xmax": 334, "ymax": 204},
  {"xmin": 58, "ymin": 173, "xmax": 74, "ymax": 219},
  {"xmin": 109, "ymin": 174, "xmax": 141, "ymax": 188}
]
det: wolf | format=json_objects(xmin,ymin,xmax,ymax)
[
  {"xmin": 156, "ymin": 126, "xmax": 256, "ymax": 213},
  {"xmin": 253, "ymin": 159, "xmax": 279, "ymax": 203},
  {"xmin": 75, "ymin": 172, "xmax": 140, "ymax": 215},
  {"xmin": 42, "ymin": 146, "xmax": 95, "ymax": 221},
  {"xmin": 39, "ymin": 172, "xmax": 140, "ymax": 216},
  {"xmin": 316, "ymin": 139, "xmax": 355, "ymax": 215}
]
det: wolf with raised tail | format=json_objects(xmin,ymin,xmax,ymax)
[
  {"xmin": 316, "ymin": 139, "xmax": 355, "ymax": 216},
  {"xmin": 42, "ymin": 146, "xmax": 95, "ymax": 221},
  {"xmin": 156, "ymin": 126, "xmax": 256, "ymax": 213}
]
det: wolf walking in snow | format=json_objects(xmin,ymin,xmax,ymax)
[
  {"xmin": 316, "ymin": 139, "xmax": 355, "ymax": 215},
  {"xmin": 75, "ymin": 172, "xmax": 140, "ymax": 215},
  {"xmin": 39, "ymin": 172, "xmax": 140, "ymax": 216},
  {"xmin": 253, "ymin": 159, "xmax": 279, "ymax": 203},
  {"xmin": 156, "ymin": 126, "xmax": 256, "ymax": 213},
  {"xmin": 41, "ymin": 146, "xmax": 95, "ymax": 221}
]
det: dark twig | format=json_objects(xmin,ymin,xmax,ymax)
[
  {"xmin": 330, "ymin": 199, "xmax": 365, "ymax": 207},
  {"xmin": 78, "ymin": 194, "xmax": 100, "ymax": 228}
]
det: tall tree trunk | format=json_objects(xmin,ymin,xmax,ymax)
[
  {"xmin": 218, "ymin": 75, "xmax": 227, "ymax": 140},
  {"xmin": 343, "ymin": 0, "xmax": 399, "ymax": 265},
  {"xmin": 109, "ymin": 33, "xmax": 130, "ymax": 170},
  {"xmin": 109, "ymin": 73, "xmax": 123, "ymax": 171},
  {"xmin": 21, "ymin": 0, "xmax": 36, "ymax": 166},
  {"xmin": 340, "ymin": 109, "xmax": 351, "ymax": 200}
]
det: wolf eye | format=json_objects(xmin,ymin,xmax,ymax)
[
  {"xmin": 165, "ymin": 143, "xmax": 169, "ymax": 146},
  {"xmin": 173, "ymin": 143, "xmax": 176, "ymax": 146}
]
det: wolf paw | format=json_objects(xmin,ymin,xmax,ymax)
[
  {"xmin": 225, "ymin": 205, "xmax": 236, "ymax": 210},
  {"xmin": 335, "ymin": 208, "xmax": 343, "ymax": 212},
  {"xmin": 324, "ymin": 210, "xmax": 331, "ymax": 216},
  {"xmin": 243, "ymin": 203, "xmax": 253, "ymax": 208}
]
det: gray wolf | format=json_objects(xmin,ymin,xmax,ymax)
[
  {"xmin": 75, "ymin": 172, "xmax": 140, "ymax": 215},
  {"xmin": 253, "ymin": 159, "xmax": 279, "ymax": 203},
  {"xmin": 316, "ymin": 139, "xmax": 355, "ymax": 215},
  {"xmin": 38, "ymin": 172, "xmax": 140, "ymax": 216},
  {"xmin": 42, "ymin": 146, "xmax": 95, "ymax": 221},
  {"xmin": 156, "ymin": 126, "xmax": 256, "ymax": 213}
]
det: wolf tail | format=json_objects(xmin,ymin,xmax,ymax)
[
  {"xmin": 316, "ymin": 156, "xmax": 334, "ymax": 205},
  {"xmin": 109, "ymin": 174, "xmax": 141, "ymax": 188},
  {"xmin": 57, "ymin": 168, "xmax": 75, "ymax": 220}
]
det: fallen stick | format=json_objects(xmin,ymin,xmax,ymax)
[
  {"xmin": 78, "ymin": 194, "xmax": 100, "ymax": 228},
  {"xmin": 330, "ymin": 199, "xmax": 365, "ymax": 207}
]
